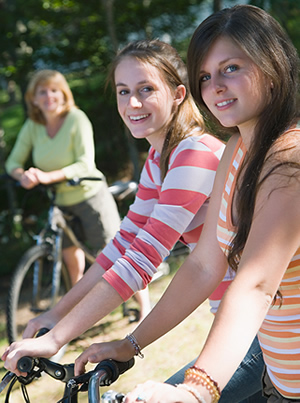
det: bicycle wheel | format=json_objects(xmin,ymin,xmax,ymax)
[{"xmin": 6, "ymin": 244, "xmax": 71, "ymax": 343}]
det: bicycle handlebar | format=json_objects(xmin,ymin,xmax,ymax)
[
  {"xmin": 0, "ymin": 173, "xmax": 103, "ymax": 187},
  {"xmin": 1, "ymin": 175, "xmax": 137, "ymax": 202},
  {"xmin": 87, "ymin": 359, "xmax": 133, "ymax": 403},
  {"xmin": 16, "ymin": 355, "xmax": 135, "ymax": 388},
  {"xmin": 94, "ymin": 357, "xmax": 135, "ymax": 383},
  {"xmin": 67, "ymin": 177, "xmax": 104, "ymax": 186}
]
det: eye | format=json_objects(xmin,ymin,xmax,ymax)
[
  {"xmin": 141, "ymin": 86, "xmax": 153, "ymax": 93},
  {"xmin": 199, "ymin": 74, "xmax": 211, "ymax": 83},
  {"xmin": 118, "ymin": 89, "xmax": 129, "ymax": 96},
  {"xmin": 224, "ymin": 64, "xmax": 238, "ymax": 73}
]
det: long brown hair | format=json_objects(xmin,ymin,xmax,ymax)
[
  {"xmin": 107, "ymin": 39, "xmax": 206, "ymax": 180},
  {"xmin": 187, "ymin": 5, "xmax": 300, "ymax": 271}
]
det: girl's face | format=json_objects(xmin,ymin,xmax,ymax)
[
  {"xmin": 199, "ymin": 36, "xmax": 270, "ymax": 141},
  {"xmin": 114, "ymin": 57, "xmax": 181, "ymax": 152},
  {"xmin": 33, "ymin": 81, "xmax": 65, "ymax": 117}
]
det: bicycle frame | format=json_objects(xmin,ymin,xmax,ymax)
[
  {"xmin": 6, "ymin": 176, "xmax": 183, "ymax": 344},
  {"xmin": 21, "ymin": 178, "xmax": 185, "ymax": 325},
  {"xmin": 31, "ymin": 186, "xmax": 96, "ymax": 313},
  {"xmin": 31, "ymin": 201, "xmax": 66, "ymax": 311}
]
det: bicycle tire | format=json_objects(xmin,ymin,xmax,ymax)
[{"xmin": 6, "ymin": 244, "xmax": 71, "ymax": 343}]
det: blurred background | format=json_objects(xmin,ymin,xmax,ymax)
[
  {"xmin": 0, "ymin": 0, "xmax": 299, "ymax": 288},
  {"xmin": 0, "ymin": 1, "xmax": 299, "ymax": 400}
]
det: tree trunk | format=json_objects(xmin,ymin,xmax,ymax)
[
  {"xmin": 213, "ymin": 0, "xmax": 222, "ymax": 12},
  {"xmin": 101, "ymin": 0, "xmax": 141, "ymax": 180}
]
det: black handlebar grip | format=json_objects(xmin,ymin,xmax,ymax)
[
  {"xmin": 17, "ymin": 357, "xmax": 34, "ymax": 373},
  {"xmin": 114, "ymin": 358, "xmax": 135, "ymax": 375},
  {"xmin": 17, "ymin": 329, "xmax": 49, "ymax": 373},
  {"xmin": 94, "ymin": 358, "xmax": 135, "ymax": 383},
  {"xmin": 35, "ymin": 327, "xmax": 49, "ymax": 337}
]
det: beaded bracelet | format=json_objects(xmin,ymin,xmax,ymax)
[
  {"xmin": 125, "ymin": 333, "xmax": 144, "ymax": 358},
  {"xmin": 184, "ymin": 366, "xmax": 221, "ymax": 403},
  {"xmin": 176, "ymin": 383, "xmax": 207, "ymax": 403}
]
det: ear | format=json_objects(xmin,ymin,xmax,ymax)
[{"xmin": 174, "ymin": 84, "xmax": 186, "ymax": 106}]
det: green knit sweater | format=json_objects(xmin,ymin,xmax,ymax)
[{"xmin": 5, "ymin": 108, "xmax": 103, "ymax": 206}]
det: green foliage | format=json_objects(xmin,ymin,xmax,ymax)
[
  {"xmin": 0, "ymin": 0, "xmax": 299, "ymax": 275},
  {"xmin": 0, "ymin": 0, "xmax": 209, "ymax": 180},
  {"xmin": 250, "ymin": 0, "xmax": 300, "ymax": 52},
  {"xmin": 0, "ymin": 104, "xmax": 25, "ymax": 152}
]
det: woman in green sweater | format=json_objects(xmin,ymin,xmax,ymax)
[{"xmin": 5, "ymin": 69, "xmax": 121, "ymax": 286}]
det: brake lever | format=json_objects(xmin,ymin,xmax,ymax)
[
  {"xmin": 0, "ymin": 372, "xmax": 16, "ymax": 393},
  {"xmin": 17, "ymin": 357, "xmax": 45, "ymax": 385}
]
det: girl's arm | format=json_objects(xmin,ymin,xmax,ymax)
[
  {"xmin": 2, "ymin": 264, "xmax": 125, "ymax": 374},
  {"xmin": 184, "ymin": 143, "xmax": 300, "ymax": 400},
  {"xmin": 5, "ymin": 120, "xmax": 36, "ymax": 188},
  {"xmin": 101, "ymin": 136, "xmax": 225, "ymax": 300},
  {"xmin": 22, "ymin": 260, "xmax": 106, "ymax": 338},
  {"xmin": 1, "ymin": 135, "xmax": 231, "ymax": 374},
  {"xmin": 121, "ymin": 136, "xmax": 300, "ymax": 403},
  {"xmin": 26, "ymin": 167, "xmax": 66, "ymax": 185},
  {"xmin": 72, "ymin": 136, "xmax": 238, "ymax": 374}
]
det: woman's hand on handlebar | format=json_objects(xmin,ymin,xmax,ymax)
[
  {"xmin": 27, "ymin": 167, "xmax": 53, "ymax": 185},
  {"xmin": 1, "ymin": 334, "xmax": 59, "ymax": 376},
  {"xmin": 22, "ymin": 310, "xmax": 58, "ymax": 339},
  {"xmin": 19, "ymin": 168, "xmax": 40, "ymax": 189},
  {"xmin": 74, "ymin": 338, "xmax": 135, "ymax": 376}
]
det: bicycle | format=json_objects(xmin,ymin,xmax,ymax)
[
  {"xmin": 4, "ymin": 176, "xmax": 138, "ymax": 344},
  {"xmin": 3, "ymin": 174, "xmax": 189, "ymax": 345},
  {"xmin": 0, "ymin": 354, "xmax": 134, "ymax": 403}
]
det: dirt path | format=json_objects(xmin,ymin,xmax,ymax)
[{"xmin": 0, "ymin": 272, "xmax": 213, "ymax": 402}]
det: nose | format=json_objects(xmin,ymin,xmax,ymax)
[
  {"xmin": 129, "ymin": 94, "xmax": 142, "ymax": 108},
  {"xmin": 211, "ymin": 75, "xmax": 226, "ymax": 93},
  {"xmin": 44, "ymin": 89, "xmax": 53, "ymax": 98}
]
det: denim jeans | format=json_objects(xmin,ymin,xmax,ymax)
[{"xmin": 165, "ymin": 336, "xmax": 267, "ymax": 403}]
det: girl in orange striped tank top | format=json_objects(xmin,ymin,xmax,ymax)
[
  {"xmin": 180, "ymin": 5, "xmax": 300, "ymax": 402},
  {"xmin": 40, "ymin": 6, "xmax": 300, "ymax": 403},
  {"xmin": 94, "ymin": 5, "xmax": 300, "ymax": 403},
  {"xmin": 184, "ymin": 5, "xmax": 300, "ymax": 400}
]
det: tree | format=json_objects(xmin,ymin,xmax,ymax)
[
  {"xmin": 0, "ymin": 0, "xmax": 210, "ymax": 178},
  {"xmin": 1, "ymin": 0, "xmax": 298, "ymax": 178},
  {"xmin": 250, "ymin": 0, "xmax": 300, "ymax": 53}
]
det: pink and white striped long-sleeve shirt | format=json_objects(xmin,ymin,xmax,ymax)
[{"xmin": 96, "ymin": 132, "xmax": 225, "ymax": 301}]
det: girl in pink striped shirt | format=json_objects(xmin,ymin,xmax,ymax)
[
  {"xmin": 74, "ymin": 6, "xmax": 300, "ymax": 403},
  {"xmin": 2, "ymin": 40, "xmax": 225, "ymax": 372}
]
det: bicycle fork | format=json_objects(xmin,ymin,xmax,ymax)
[{"xmin": 32, "ymin": 230, "xmax": 64, "ymax": 312}]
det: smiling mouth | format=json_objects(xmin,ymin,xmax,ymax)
[
  {"xmin": 129, "ymin": 114, "xmax": 150, "ymax": 121},
  {"xmin": 216, "ymin": 99, "xmax": 236, "ymax": 107}
]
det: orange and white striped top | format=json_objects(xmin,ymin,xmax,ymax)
[{"xmin": 217, "ymin": 135, "xmax": 300, "ymax": 399}]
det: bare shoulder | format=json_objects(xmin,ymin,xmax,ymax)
[
  {"xmin": 264, "ymin": 129, "xmax": 300, "ymax": 173},
  {"xmin": 216, "ymin": 133, "xmax": 240, "ymax": 173},
  {"xmin": 259, "ymin": 129, "xmax": 300, "ymax": 199},
  {"xmin": 206, "ymin": 134, "xmax": 241, "ymax": 209},
  {"xmin": 273, "ymin": 127, "xmax": 300, "ymax": 153}
]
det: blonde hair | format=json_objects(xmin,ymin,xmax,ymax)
[{"xmin": 25, "ymin": 70, "xmax": 76, "ymax": 124}]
